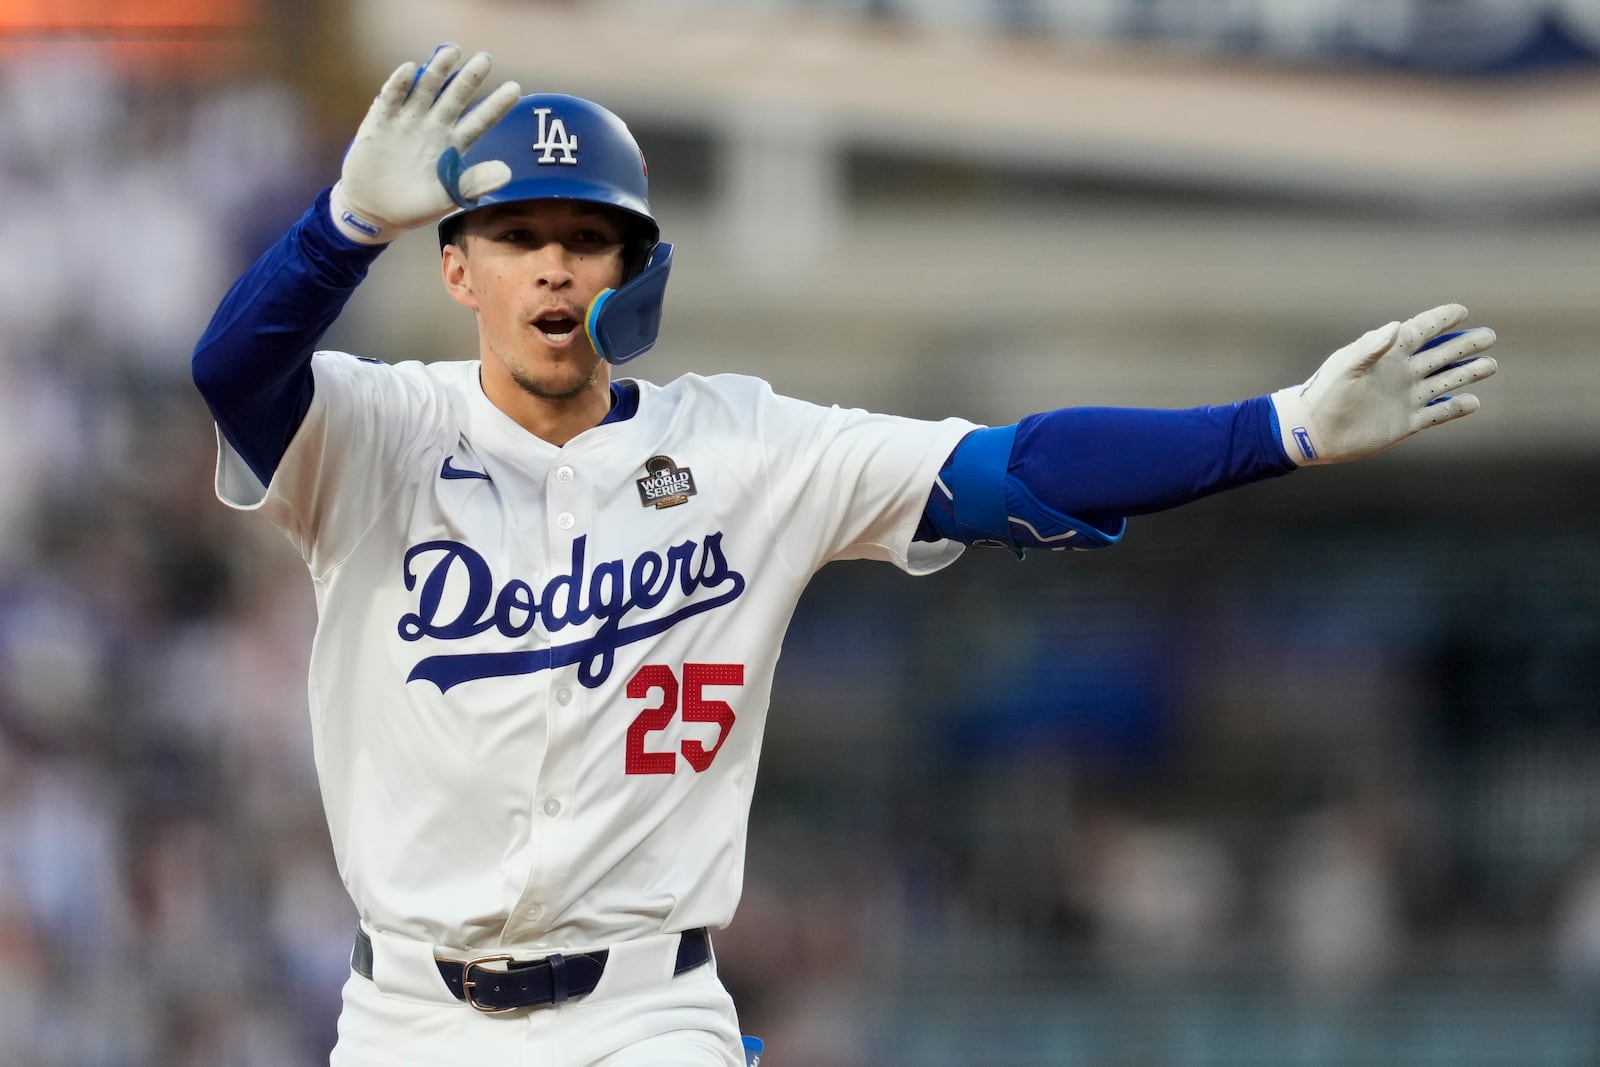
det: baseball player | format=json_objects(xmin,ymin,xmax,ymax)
[{"xmin": 190, "ymin": 45, "xmax": 1497, "ymax": 1067}]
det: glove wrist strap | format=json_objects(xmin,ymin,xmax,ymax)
[
  {"xmin": 1268, "ymin": 386, "xmax": 1323, "ymax": 467},
  {"xmin": 329, "ymin": 181, "xmax": 401, "ymax": 246}
]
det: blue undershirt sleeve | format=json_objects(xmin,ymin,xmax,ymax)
[
  {"xmin": 190, "ymin": 186, "xmax": 387, "ymax": 486},
  {"xmin": 916, "ymin": 399, "xmax": 1297, "ymax": 551}
]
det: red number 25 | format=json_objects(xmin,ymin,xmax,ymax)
[{"xmin": 624, "ymin": 663, "xmax": 744, "ymax": 775}]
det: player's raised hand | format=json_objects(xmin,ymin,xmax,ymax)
[
  {"xmin": 330, "ymin": 44, "xmax": 522, "ymax": 245},
  {"xmin": 1268, "ymin": 303, "xmax": 1498, "ymax": 466}
]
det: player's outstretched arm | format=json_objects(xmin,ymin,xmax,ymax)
[
  {"xmin": 330, "ymin": 44, "xmax": 521, "ymax": 244},
  {"xmin": 1268, "ymin": 303, "xmax": 1498, "ymax": 466},
  {"xmin": 917, "ymin": 304, "xmax": 1499, "ymax": 553}
]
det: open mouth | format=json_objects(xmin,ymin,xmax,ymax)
[{"xmin": 534, "ymin": 312, "xmax": 581, "ymax": 343}]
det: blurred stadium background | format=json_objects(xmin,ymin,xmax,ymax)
[{"xmin": 2, "ymin": 0, "xmax": 1599, "ymax": 1064}]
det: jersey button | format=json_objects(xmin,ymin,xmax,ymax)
[
  {"xmin": 556, "ymin": 465, "xmax": 575, "ymax": 483},
  {"xmin": 555, "ymin": 688, "xmax": 573, "ymax": 706},
  {"xmin": 556, "ymin": 512, "xmax": 575, "ymax": 530},
  {"xmin": 525, "ymin": 905, "xmax": 543, "ymax": 922},
  {"xmin": 543, "ymin": 798, "xmax": 562, "ymax": 817}
]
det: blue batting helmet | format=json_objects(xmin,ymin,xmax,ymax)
[{"xmin": 437, "ymin": 93, "xmax": 672, "ymax": 365}]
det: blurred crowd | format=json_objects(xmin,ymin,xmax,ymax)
[
  {"xmin": 742, "ymin": 495, "xmax": 1600, "ymax": 1063},
  {"xmin": 0, "ymin": 41, "xmax": 346, "ymax": 1066},
  {"xmin": 1, "ymin": 12, "xmax": 1599, "ymax": 1067}
]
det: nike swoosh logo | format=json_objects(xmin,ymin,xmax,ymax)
[{"xmin": 441, "ymin": 456, "xmax": 490, "ymax": 481}]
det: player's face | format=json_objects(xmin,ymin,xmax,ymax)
[{"xmin": 442, "ymin": 202, "xmax": 628, "ymax": 401}]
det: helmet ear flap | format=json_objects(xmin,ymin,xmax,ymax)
[{"xmin": 586, "ymin": 242, "xmax": 673, "ymax": 365}]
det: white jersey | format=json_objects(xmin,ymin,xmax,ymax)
[{"xmin": 217, "ymin": 351, "xmax": 975, "ymax": 954}]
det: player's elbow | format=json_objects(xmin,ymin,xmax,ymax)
[
  {"xmin": 189, "ymin": 341, "xmax": 225, "ymax": 400},
  {"xmin": 189, "ymin": 334, "xmax": 259, "ymax": 411}
]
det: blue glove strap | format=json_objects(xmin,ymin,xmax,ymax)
[
  {"xmin": 435, "ymin": 147, "xmax": 476, "ymax": 211},
  {"xmin": 1418, "ymin": 328, "xmax": 1468, "ymax": 406},
  {"xmin": 946, "ymin": 424, "xmax": 1017, "ymax": 545}
]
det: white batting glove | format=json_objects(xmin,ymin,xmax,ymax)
[
  {"xmin": 1269, "ymin": 303, "xmax": 1498, "ymax": 466},
  {"xmin": 329, "ymin": 44, "xmax": 522, "ymax": 245}
]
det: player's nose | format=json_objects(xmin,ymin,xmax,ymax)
[{"xmin": 531, "ymin": 244, "xmax": 575, "ymax": 289}]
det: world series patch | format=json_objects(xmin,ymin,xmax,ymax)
[{"xmin": 636, "ymin": 455, "xmax": 697, "ymax": 509}]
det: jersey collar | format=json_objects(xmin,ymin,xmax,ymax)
[{"xmin": 600, "ymin": 380, "xmax": 640, "ymax": 426}]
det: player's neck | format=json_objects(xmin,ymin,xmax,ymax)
[{"xmin": 479, "ymin": 360, "xmax": 614, "ymax": 447}]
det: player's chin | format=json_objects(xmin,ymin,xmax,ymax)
[{"xmin": 512, "ymin": 350, "xmax": 603, "ymax": 401}]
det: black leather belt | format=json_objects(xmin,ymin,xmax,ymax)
[{"xmin": 351, "ymin": 927, "xmax": 711, "ymax": 1013}]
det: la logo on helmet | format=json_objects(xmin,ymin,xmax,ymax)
[{"xmin": 531, "ymin": 107, "xmax": 579, "ymax": 165}]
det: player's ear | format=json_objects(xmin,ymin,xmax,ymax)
[{"xmin": 441, "ymin": 242, "xmax": 478, "ymax": 310}]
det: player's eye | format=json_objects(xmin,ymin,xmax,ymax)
[{"xmin": 569, "ymin": 228, "xmax": 620, "ymax": 251}]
